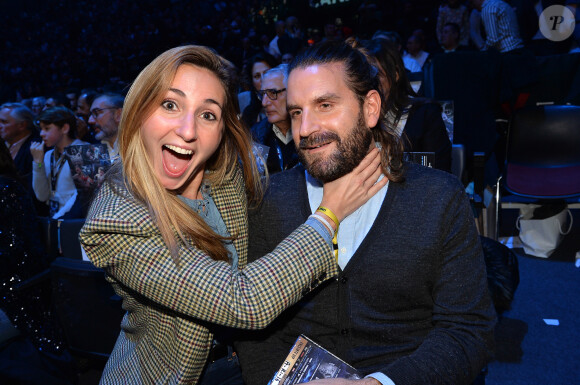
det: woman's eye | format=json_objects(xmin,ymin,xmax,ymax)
[
  {"xmin": 162, "ymin": 100, "xmax": 177, "ymax": 110},
  {"xmin": 201, "ymin": 112, "xmax": 216, "ymax": 121}
]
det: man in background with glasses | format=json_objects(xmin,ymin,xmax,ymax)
[
  {"xmin": 88, "ymin": 93, "xmax": 124, "ymax": 161},
  {"xmin": 251, "ymin": 64, "xmax": 299, "ymax": 174}
]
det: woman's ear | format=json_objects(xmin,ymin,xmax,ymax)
[{"xmin": 363, "ymin": 89, "xmax": 381, "ymax": 128}]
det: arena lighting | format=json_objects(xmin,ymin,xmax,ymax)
[{"xmin": 309, "ymin": 0, "xmax": 353, "ymax": 8}]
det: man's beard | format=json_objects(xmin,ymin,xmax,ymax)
[{"xmin": 297, "ymin": 110, "xmax": 373, "ymax": 183}]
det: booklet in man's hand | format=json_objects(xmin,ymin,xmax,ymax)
[{"xmin": 269, "ymin": 335, "xmax": 361, "ymax": 385}]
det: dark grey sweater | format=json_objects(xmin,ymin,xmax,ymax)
[{"xmin": 235, "ymin": 163, "xmax": 496, "ymax": 385}]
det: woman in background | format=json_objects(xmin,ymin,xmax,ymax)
[
  {"xmin": 358, "ymin": 38, "xmax": 452, "ymax": 172},
  {"xmin": 237, "ymin": 51, "xmax": 278, "ymax": 129}
]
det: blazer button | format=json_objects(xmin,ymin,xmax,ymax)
[
  {"xmin": 341, "ymin": 328, "xmax": 349, "ymax": 335},
  {"xmin": 318, "ymin": 272, "xmax": 326, "ymax": 280},
  {"xmin": 340, "ymin": 276, "xmax": 348, "ymax": 284}
]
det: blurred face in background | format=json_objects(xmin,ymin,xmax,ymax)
[
  {"xmin": 406, "ymin": 36, "xmax": 421, "ymax": 56},
  {"xmin": 251, "ymin": 61, "xmax": 271, "ymax": 91},
  {"xmin": 0, "ymin": 107, "xmax": 27, "ymax": 145}
]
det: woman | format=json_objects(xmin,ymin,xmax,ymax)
[
  {"xmin": 30, "ymin": 106, "xmax": 88, "ymax": 219},
  {"xmin": 80, "ymin": 45, "xmax": 385, "ymax": 384},
  {"xmin": 237, "ymin": 51, "xmax": 278, "ymax": 129},
  {"xmin": 358, "ymin": 38, "xmax": 452, "ymax": 172}
]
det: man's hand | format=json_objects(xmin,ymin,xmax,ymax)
[
  {"xmin": 30, "ymin": 141, "xmax": 45, "ymax": 164},
  {"xmin": 306, "ymin": 378, "xmax": 381, "ymax": 385}
]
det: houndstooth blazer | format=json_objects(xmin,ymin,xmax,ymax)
[{"xmin": 80, "ymin": 165, "xmax": 337, "ymax": 384}]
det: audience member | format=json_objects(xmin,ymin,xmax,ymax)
[
  {"xmin": 31, "ymin": 97, "xmax": 46, "ymax": 116},
  {"xmin": 65, "ymin": 88, "xmax": 79, "ymax": 111},
  {"xmin": 470, "ymin": 7, "xmax": 486, "ymax": 50},
  {"xmin": 79, "ymin": 44, "xmax": 384, "ymax": 384},
  {"xmin": 471, "ymin": 0, "xmax": 524, "ymax": 52},
  {"xmin": 0, "ymin": 143, "xmax": 74, "ymax": 385},
  {"xmin": 235, "ymin": 39, "xmax": 495, "ymax": 385},
  {"xmin": 76, "ymin": 90, "xmax": 97, "ymax": 120},
  {"xmin": 0, "ymin": 103, "xmax": 44, "ymax": 214},
  {"xmin": 277, "ymin": 16, "xmax": 305, "ymax": 57},
  {"xmin": 362, "ymin": 38, "xmax": 452, "ymax": 171},
  {"xmin": 437, "ymin": 0, "xmax": 471, "ymax": 47},
  {"xmin": 403, "ymin": 33, "xmax": 430, "ymax": 67},
  {"xmin": 30, "ymin": 106, "xmax": 88, "ymax": 219},
  {"xmin": 43, "ymin": 93, "xmax": 69, "ymax": 111},
  {"xmin": 251, "ymin": 64, "xmax": 299, "ymax": 174},
  {"xmin": 372, "ymin": 30, "xmax": 422, "ymax": 72},
  {"xmin": 440, "ymin": 22, "xmax": 473, "ymax": 52},
  {"xmin": 238, "ymin": 52, "xmax": 279, "ymax": 129},
  {"xmin": 87, "ymin": 93, "xmax": 123, "ymax": 160},
  {"xmin": 268, "ymin": 20, "xmax": 287, "ymax": 59}
]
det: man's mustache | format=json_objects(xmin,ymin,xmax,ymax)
[{"xmin": 298, "ymin": 132, "xmax": 340, "ymax": 149}]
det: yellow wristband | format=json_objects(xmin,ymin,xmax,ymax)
[
  {"xmin": 316, "ymin": 206, "xmax": 339, "ymax": 231},
  {"xmin": 36, "ymin": 162, "xmax": 43, "ymax": 169}
]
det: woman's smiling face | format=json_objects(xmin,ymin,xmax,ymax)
[{"xmin": 141, "ymin": 63, "xmax": 225, "ymax": 199}]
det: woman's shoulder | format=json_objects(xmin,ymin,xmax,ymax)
[{"xmin": 88, "ymin": 180, "xmax": 149, "ymax": 223}]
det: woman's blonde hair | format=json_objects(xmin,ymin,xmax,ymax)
[{"xmin": 116, "ymin": 45, "xmax": 262, "ymax": 264}]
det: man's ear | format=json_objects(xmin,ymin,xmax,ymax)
[
  {"xmin": 62, "ymin": 123, "xmax": 70, "ymax": 135},
  {"xmin": 363, "ymin": 89, "xmax": 381, "ymax": 128}
]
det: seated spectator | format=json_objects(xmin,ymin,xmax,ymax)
[
  {"xmin": 74, "ymin": 90, "xmax": 98, "ymax": 144},
  {"xmin": 238, "ymin": 52, "xmax": 279, "ymax": 129},
  {"xmin": 31, "ymin": 97, "xmax": 46, "ymax": 116},
  {"xmin": 251, "ymin": 64, "xmax": 299, "ymax": 174},
  {"xmin": 361, "ymin": 38, "xmax": 452, "ymax": 172},
  {"xmin": 373, "ymin": 30, "xmax": 422, "ymax": 73},
  {"xmin": 0, "ymin": 143, "xmax": 74, "ymax": 384},
  {"xmin": 87, "ymin": 93, "xmax": 124, "ymax": 160},
  {"xmin": 281, "ymin": 52, "xmax": 294, "ymax": 64},
  {"xmin": 0, "ymin": 102, "xmax": 45, "ymax": 214},
  {"xmin": 439, "ymin": 22, "xmax": 473, "ymax": 52},
  {"xmin": 268, "ymin": 20, "xmax": 287, "ymax": 59},
  {"xmin": 437, "ymin": 0, "xmax": 471, "ymax": 47},
  {"xmin": 30, "ymin": 107, "xmax": 88, "ymax": 219},
  {"xmin": 43, "ymin": 93, "xmax": 69, "ymax": 111},
  {"xmin": 404, "ymin": 33, "xmax": 430, "ymax": 68},
  {"xmin": 65, "ymin": 88, "xmax": 79, "ymax": 111}
]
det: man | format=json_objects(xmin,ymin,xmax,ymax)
[
  {"xmin": 440, "ymin": 22, "xmax": 468, "ymax": 52},
  {"xmin": 235, "ymin": 41, "xmax": 496, "ymax": 385},
  {"xmin": 251, "ymin": 64, "xmax": 299, "ymax": 174},
  {"xmin": 471, "ymin": 0, "xmax": 524, "ymax": 52},
  {"xmin": 0, "ymin": 102, "xmax": 46, "ymax": 214},
  {"xmin": 88, "ymin": 93, "xmax": 123, "ymax": 160}
]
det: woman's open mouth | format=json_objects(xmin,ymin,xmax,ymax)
[{"xmin": 162, "ymin": 144, "xmax": 194, "ymax": 177}]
